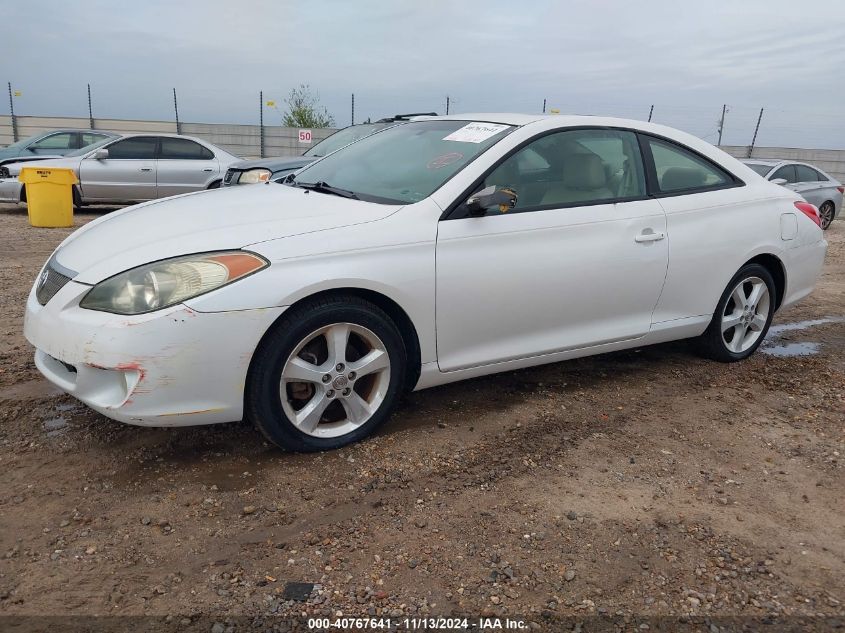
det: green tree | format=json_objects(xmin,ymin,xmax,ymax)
[{"xmin": 281, "ymin": 84, "xmax": 335, "ymax": 128}]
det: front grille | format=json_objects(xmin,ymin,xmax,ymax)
[
  {"xmin": 36, "ymin": 263, "xmax": 73, "ymax": 306},
  {"xmin": 0, "ymin": 166, "xmax": 9, "ymax": 179},
  {"xmin": 223, "ymin": 168, "xmax": 235, "ymax": 184}
]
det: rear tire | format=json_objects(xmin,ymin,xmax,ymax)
[
  {"xmin": 696, "ymin": 263, "xmax": 775, "ymax": 362},
  {"xmin": 246, "ymin": 295, "xmax": 407, "ymax": 452},
  {"xmin": 819, "ymin": 201, "xmax": 835, "ymax": 230},
  {"xmin": 207, "ymin": 180, "xmax": 221, "ymax": 190}
]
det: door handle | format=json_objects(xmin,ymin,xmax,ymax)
[
  {"xmin": 202, "ymin": 168, "xmax": 213, "ymax": 172},
  {"xmin": 635, "ymin": 231, "xmax": 666, "ymax": 243},
  {"xmin": 140, "ymin": 167, "xmax": 152, "ymax": 172}
]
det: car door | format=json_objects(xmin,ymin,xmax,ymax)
[
  {"xmin": 155, "ymin": 137, "xmax": 219, "ymax": 197},
  {"xmin": 770, "ymin": 164, "xmax": 798, "ymax": 190},
  {"xmin": 435, "ymin": 128, "xmax": 668, "ymax": 372},
  {"xmin": 79, "ymin": 136, "xmax": 157, "ymax": 201},
  {"xmin": 793, "ymin": 164, "xmax": 826, "ymax": 207}
]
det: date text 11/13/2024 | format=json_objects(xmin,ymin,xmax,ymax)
[{"xmin": 307, "ymin": 616, "xmax": 528, "ymax": 630}]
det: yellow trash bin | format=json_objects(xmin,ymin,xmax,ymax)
[{"xmin": 19, "ymin": 167, "xmax": 78, "ymax": 228}]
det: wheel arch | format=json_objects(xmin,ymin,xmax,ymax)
[
  {"xmin": 250, "ymin": 287, "xmax": 422, "ymax": 394},
  {"xmin": 743, "ymin": 253, "xmax": 786, "ymax": 310}
]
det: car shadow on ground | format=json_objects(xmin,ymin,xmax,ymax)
[{"xmin": 58, "ymin": 338, "xmax": 698, "ymax": 470}]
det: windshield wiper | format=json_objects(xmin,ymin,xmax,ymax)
[{"xmin": 293, "ymin": 180, "xmax": 359, "ymax": 199}]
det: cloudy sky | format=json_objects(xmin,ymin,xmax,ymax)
[{"xmin": 2, "ymin": 0, "xmax": 844, "ymax": 147}]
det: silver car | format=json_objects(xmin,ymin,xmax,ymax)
[
  {"xmin": 0, "ymin": 133, "xmax": 240, "ymax": 206},
  {"xmin": 743, "ymin": 160, "xmax": 843, "ymax": 230}
]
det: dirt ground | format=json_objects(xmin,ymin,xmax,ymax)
[{"xmin": 0, "ymin": 202, "xmax": 842, "ymax": 630}]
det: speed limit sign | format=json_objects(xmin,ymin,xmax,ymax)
[{"xmin": 298, "ymin": 129, "xmax": 312, "ymax": 144}]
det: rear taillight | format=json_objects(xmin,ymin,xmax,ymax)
[
  {"xmin": 794, "ymin": 201, "xmax": 821, "ymax": 227},
  {"xmin": 837, "ymin": 186, "xmax": 844, "ymax": 194}
]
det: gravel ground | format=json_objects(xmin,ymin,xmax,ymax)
[{"xmin": 0, "ymin": 202, "xmax": 843, "ymax": 629}]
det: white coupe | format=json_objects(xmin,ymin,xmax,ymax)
[{"xmin": 24, "ymin": 114, "xmax": 827, "ymax": 451}]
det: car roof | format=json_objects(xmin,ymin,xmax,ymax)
[
  {"xmin": 416, "ymin": 113, "xmax": 548, "ymax": 126},
  {"xmin": 38, "ymin": 128, "xmax": 119, "ymax": 136},
  {"xmin": 742, "ymin": 159, "xmax": 781, "ymax": 166}
]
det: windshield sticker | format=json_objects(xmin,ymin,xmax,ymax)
[
  {"xmin": 427, "ymin": 152, "xmax": 464, "ymax": 169},
  {"xmin": 443, "ymin": 122, "xmax": 510, "ymax": 144}
]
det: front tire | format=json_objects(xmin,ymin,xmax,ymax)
[
  {"xmin": 246, "ymin": 295, "xmax": 406, "ymax": 452},
  {"xmin": 696, "ymin": 264, "xmax": 775, "ymax": 362},
  {"xmin": 819, "ymin": 201, "xmax": 835, "ymax": 230}
]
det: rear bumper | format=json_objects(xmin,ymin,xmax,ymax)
[
  {"xmin": 781, "ymin": 237, "xmax": 827, "ymax": 310},
  {"xmin": 24, "ymin": 279, "xmax": 285, "ymax": 427}
]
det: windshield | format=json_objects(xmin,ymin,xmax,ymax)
[
  {"xmin": 66, "ymin": 136, "xmax": 115, "ymax": 157},
  {"xmin": 292, "ymin": 120, "xmax": 514, "ymax": 204},
  {"xmin": 304, "ymin": 123, "xmax": 392, "ymax": 158},
  {"xmin": 745, "ymin": 163, "xmax": 772, "ymax": 177}
]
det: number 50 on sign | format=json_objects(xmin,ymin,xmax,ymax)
[{"xmin": 298, "ymin": 129, "xmax": 312, "ymax": 144}]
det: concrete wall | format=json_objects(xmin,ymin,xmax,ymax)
[
  {"xmin": 0, "ymin": 115, "xmax": 336, "ymax": 159},
  {"xmin": 2, "ymin": 115, "xmax": 844, "ymax": 181},
  {"xmin": 720, "ymin": 145, "xmax": 845, "ymax": 183}
]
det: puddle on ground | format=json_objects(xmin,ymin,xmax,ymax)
[
  {"xmin": 43, "ymin": 416, "xmax": 69, "ymax": 437},
  {"xmin": 760, "ymin": 315, "xmax": 844, "ymax": 358},
  {"xmin": 761, "ymin": 342, "xmax": 821, "ymax": 357},
  {"xmin": 766, "ymin": 317, "xmax": 845, "ymax": 338}
]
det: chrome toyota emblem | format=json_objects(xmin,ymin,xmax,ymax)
[
  {"xmin": 38, "ymin": 268, "xmax": 49, "ymax": 289},
  {"xmin": 332, "ymin": 375, "xmax": 348, "ymax": 390}
]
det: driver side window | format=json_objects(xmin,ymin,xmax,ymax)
[{"xmin": 480, "ymin": 128, "xmax": 646, "ymax": 212}]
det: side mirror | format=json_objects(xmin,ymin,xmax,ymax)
[
  {"xmin": 466, "ymin": 185, "xmax": 518, "ymax": 216},
  {"xmin": 770, "ymin": 177, "xmax": 787, "ymax": 186},
  {"xmin": 93, "ymin": 148, "xmax": 109, "ymax": 160}
]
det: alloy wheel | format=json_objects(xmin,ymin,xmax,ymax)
[
  {"xmin": 280, "ymin": 322, "xmax": 391, "ymax": 438},
  {"xmin": 819, "ymin": 202, "xmax": 834, "ymax": 230},
  {"xmin": 720, "ymin": 276, "xmax": 770, "ymax": 354}
]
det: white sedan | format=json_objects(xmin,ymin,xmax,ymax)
[{"xmin": 24, "ymin": 114, "xmax": 827, "ymax": 451}]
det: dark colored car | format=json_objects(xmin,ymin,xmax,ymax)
[{"xmin": 222, "ymin": 114, "xmax": 436, "ymax": 186}]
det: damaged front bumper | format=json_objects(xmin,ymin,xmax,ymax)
[{"xmin": 23, "ymin": 279, "xmax": 285, "ymax": 427}]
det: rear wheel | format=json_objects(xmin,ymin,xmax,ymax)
[
  {"xmin": 246, "ymin": 296, "xmax": 406, "ymax": 452},
  {"xmin": 696, "ymin": 264, "xmax": 775, "ymax": 362},
  {"xmin": 207, "ymin": 180, "xmax": 221, "ymax": 190},
  {"xmin": 819, "ymin": 201, "xmax": 835, "ymax": 230}
]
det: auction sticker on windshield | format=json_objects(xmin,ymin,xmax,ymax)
[{"xmin": 443, "ymin": 122, "xmax": 510, "ymax": 143}]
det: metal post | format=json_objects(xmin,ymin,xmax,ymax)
[
  {"xmin": 351, "ymin": 93, "xmax": 355, "ymax": 126},
  {"xmin": 7, "ymin": 82, "xmax": 18, "ymax": 142},
  {"xmin": 259, "ymin": 91, "xmax": 265, "ymax": 159},
  {"xmin": 172, "ymin": 88, "xmax": 181, "ymax": 135},
  {"xmin": 747, "ymin": 108, "xmax": 764, "ymax": 158},
  {"xmin": 542, "ymin": 98, "xmax": 546, "ymax": 114},
  {"xmin": 87, "ymin": 83, "xmax": 94, "ymax": 129},
  {"xmin": 647, "ymin": 105, "xmax": 654, "ymax": 122},
  {"xmin": 445, "ymin": 95, "xmax": 450, "ymax": 115},
  {"xmin": 717, "ymin": 104, "xmax": 726, "ymax": 146}
]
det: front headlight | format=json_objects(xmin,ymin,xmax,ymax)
[
  {"xmin": 79, "ymin": 251, "xmax": 268, "ymax": 315},
  {"xmin": 238, "ymin": 168, "xmax": 271, "ymax": 184}
]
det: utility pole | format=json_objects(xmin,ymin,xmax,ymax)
[
  {"xmin": 172, "ymin": 88, "xmax": 181, "ymax": 134},
  {"xmin": 351, "ymin": 93, "xmax": 355, "ymax": 126},
  {"xmin": 717, "ymin": 104, "xmax": 727, "ymax": 146},
  {"xmin": 747, "ymin": 107, "xmax": 764, "ymax": 158},
  {"xmin": 445, "ymin": 95, "xmax": 450, "ymax": 115},
  {"xmin": 259, "ymin": 91, "xmax": 265, "ymax": 159},
  {"xmin": 7, "ymin": 82, "xmax": 18, "ymax": 142},
  {"xmin": 647, "ymin": 104, "xmax": 654, "ymax": 122},
  {"xmin": 542, "ymin": 98, "xmax": 546, "ymax": 114},
  {"xmin": 87, "ymin": 83, "xmax": 95, "ymax": 129}
]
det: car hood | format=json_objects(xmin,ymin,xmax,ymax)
[
  {"xmin": 230, "ymin": 156, "xmax": 315, "ymax": 172},
  {"xmin": 55, "ymin": 183, "xmax": 401, "ymax": 284},
  {"xmin": 0, "ymin": 154, "xmax": 68, "ymax": 170},
  {"xmin": 3, "ymin": 156, "xmax": 82, "ymax": 175}
]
